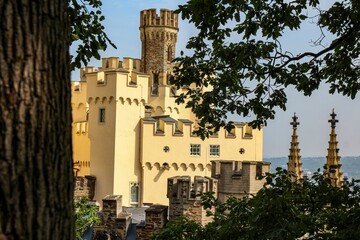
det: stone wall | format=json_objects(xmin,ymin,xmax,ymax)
[
  {"xmin": 92, "ymin": 195, "xmax": 131, "ymax": 240},
  {"xmin": 74, "ymin": 175, "xmax": 96, "ymax": 200},
  {"xmin": 137, "ymin": 205, "xmax": 168, "ymax": 240},
  {"xmin": 212, "ymin": 160, "xmax": 270, "ymax": 202},
  {"xmin": 167, "ymin": 176, "xmax": 217, "ymax": 225}
]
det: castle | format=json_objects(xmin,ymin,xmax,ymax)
[{"xmin": 71, "ymin": 8, "xmax": 267, "ymax": 207}]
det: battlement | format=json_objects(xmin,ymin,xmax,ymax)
[
  {"xmin": 93, "ymin": 195, "xmax": 132, "ymax": 239},
  {"xmin": 167, "ymin": 176, "xmax": 218, "ymax": 200},
  {"xmin": 167, "ymin": 176, "xmax": 217, "ymax": 225},
  {"xmin": 80, "ymin": 57, "xmax": 143, "ymax": 76},
  {"xmin": 82, "ymin": 57, "xmax": 149, "ymax": 104},
  {"xmin": 142, "ymin": 116, "xmax": 255, "ymax": 139},
  {"xmin": 74, "ymin": 175, "xmax": 96, "ymax": 200},
  {"xmin": 99, "ymin": 57, "xmax": 142, "ymax": 72},
  {"xmin": 137, "ymin": 205, "xmax": 168, "ymax": 240},
  {"xmin": 140, "ymin": 8, "xmax": 178, "ymax": 29},
  {"xmin": 211, "ymin": 160, "xmax": 270, "ymax": 202}
]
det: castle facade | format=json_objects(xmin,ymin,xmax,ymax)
[{"xmin": 72, "ymin": 9, "xmax": 265, "ymax": 206}]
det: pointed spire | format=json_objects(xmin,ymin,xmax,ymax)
[
  {"xmin": 287, "ymin": 113, "xmax": 303, "ymax": 182},
  {"xmin": 324, "ymin": 109, "xmax": 343, "ymax": 187}
]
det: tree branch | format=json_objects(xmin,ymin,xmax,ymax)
[{"xmin": 277, "ymin": 23, "xmax": 360, "ymax": 69}]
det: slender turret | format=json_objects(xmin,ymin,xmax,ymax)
[
  {"xmin": 324, "ymin": 109, "xmax": 343, "ymax": 187},
  {"xmin": 287, "ymin": 113, "xmax": 303, "ymax": 182},
  {"xmin": 139, "ymin": 9, "xmax": 178, "ymax": 97}
]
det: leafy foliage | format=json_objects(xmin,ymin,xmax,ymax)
[
  {"xmin": 69, "ymin": 0, "xmax": 116, "ymax": 70},
  {"xmin": 153, "ymin": 169, "xmax": 360, "ymax": 239},
  {"xmin": 75, "ymin": 197, "xmax": 101, "ymax": 240},
  {"xmin": 173, "ymin": 0, "xmax": 360, "ymax": 138},
  {"xmin": 152, "ymin": 217, "xmax": 205, "ymax": 240}
]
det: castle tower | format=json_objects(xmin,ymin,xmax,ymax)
[
  {"xmin": 324, "ymin": 109, "xmax": 343, "ymax": 187},
  {"xmin": 287, "ymin": 113, "xmax": 303, "ymax": 182},
  {"xmin": 139, "ymin": 9, "xmax": 179, "ymax": 102}
]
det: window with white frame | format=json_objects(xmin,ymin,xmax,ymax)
[
  {"xmin": 190, "ymin": 144, "xmax": 201, "ymax": 156},
  {"xmin": 99, "ymin": 108, "xmax": 105, "ymax": 123},
  {"xmin": 130, "ymin": 182, "xmax": 139, "ymax": 206},
  {"xmin": 209, "ymin": 144, "xmax": 220, "ymax": 157}
]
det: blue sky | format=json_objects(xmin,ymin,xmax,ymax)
[{"xmin": 71, "ymin": 0, "xmax": 360, "ymax": 158}]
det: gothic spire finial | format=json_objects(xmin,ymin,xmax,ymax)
[
  {"xmin": 290, "ymin": 112, "xmax": 299, "ymax": 128},
  {"xmin": 328, "ymin": 108, "xmax": 338, "ymax": 128}
]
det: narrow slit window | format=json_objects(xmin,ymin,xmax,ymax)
[
  {"xmin": 99, "ymin": 108, "xmax": 106, "ymax": 123},
  {"xmin": 167, "ymin": 45, "xmax": 173, "ymax": 62},
  {"xmin": 151, "ymin": 72, "xmax": 159, "ymax": 96}
]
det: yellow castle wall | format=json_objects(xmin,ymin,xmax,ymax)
[
  {"xmin": 140, "ymin": 120, "xmax": 263, "ymax": 205},
  {"xmin": 71, "ymin": 82, "xmax": 90, "ymax": 176},
  {"xmin": 112, "ymin": 101, "xmax": 143, "ymax": 206},
  {"xmin": 112, "ymin": 71, "xmax": 149, "ymax": 206},
  {"xmin": 72, "ymin": 56, "xmax": 264, "ymax": 207},
  {"xmin": 87, "ymin": 69, "xmax": 117, "ymax": 205},
  {"xmin": 82, "ymin": 59, "xmax": 150, "ymax": 205},
  {"xmin": 71, "ymin": 81, "xmax": 88, "ymax": 122},
  {"xmin": 72, "ymin": 122, "xmax": 90, "ymax": 176},
  {"xmin": 71, "ymin": 7, "xmax": 265, "ymax": 207}
]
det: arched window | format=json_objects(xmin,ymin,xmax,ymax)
[
  {"xmin": 166, "ymin": 73, "xmax": 172, "ymax": 85},
  {"xmin": 130, "ymin": 182, "xmax": 139, "ymax": 206},
  {"xmin": 170, "ymin": 87, "xmax": 177, "ymax": 97},
  {"xmin": 151, "ymin": 72, "xmax": 159, "ymax": 96},
  {"xmin": 167, "ymin": 45, "xmax": 173, "ymax": 62}
]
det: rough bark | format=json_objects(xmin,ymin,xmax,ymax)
[{"xmin": 0, "ymin": 1, "xmax": 74, "ymax": 239}]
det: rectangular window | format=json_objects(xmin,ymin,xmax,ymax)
[
  {"xmin": 99, "ymin": 108, "xmax": 105, "ymax": 123},
  {"xmin": 209, "ymin": 145, "xmax": 220, "ymax": 157},
  {"xmin": 190, "ymin": 144, "xmax": 201, "ymax": 156},
  {"xmin": 256, "ymin": 163, "xmax": 262, "ymax": 179}
]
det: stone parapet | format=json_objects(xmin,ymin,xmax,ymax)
[
  {"xmin": 92, "ymin": 195, "xmax": 132, "ymax": 240},
  {"xmin": 167, "ymin": 176, "xmax": 217, "ymax": 225},
  {"xmin": 211, "ymin": 160, "xmax": 270, "ymax": 202},
  {"xmin": 137, "ymin": 205, "xmax": 168, "ymax": 240},
  {"xmin": 140, "ymin": 9, "xmax": 178, "ymax": 29},
  {"xmin": 74, "ymin": 175, "xmax": 96, "ymax": 200}
]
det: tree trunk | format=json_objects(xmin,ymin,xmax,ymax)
[{"xmin": 0, "ymin": 1, "xmax": 74, "ymax": 239}]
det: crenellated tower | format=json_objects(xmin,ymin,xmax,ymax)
[
  {"xmin": 167, "ymin": 176, "xmax": 217, "ymax": 225},
  {"xmin": 324, "ymin": 109, "xmax": 343, "ymax": 187},
  {"xmin": 139, "ymin": 9, "xmax": 179, "ymax": 105},
  {"xmin": 287, "ymin": 113, "xmax": 303, "ymax": 182}
]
